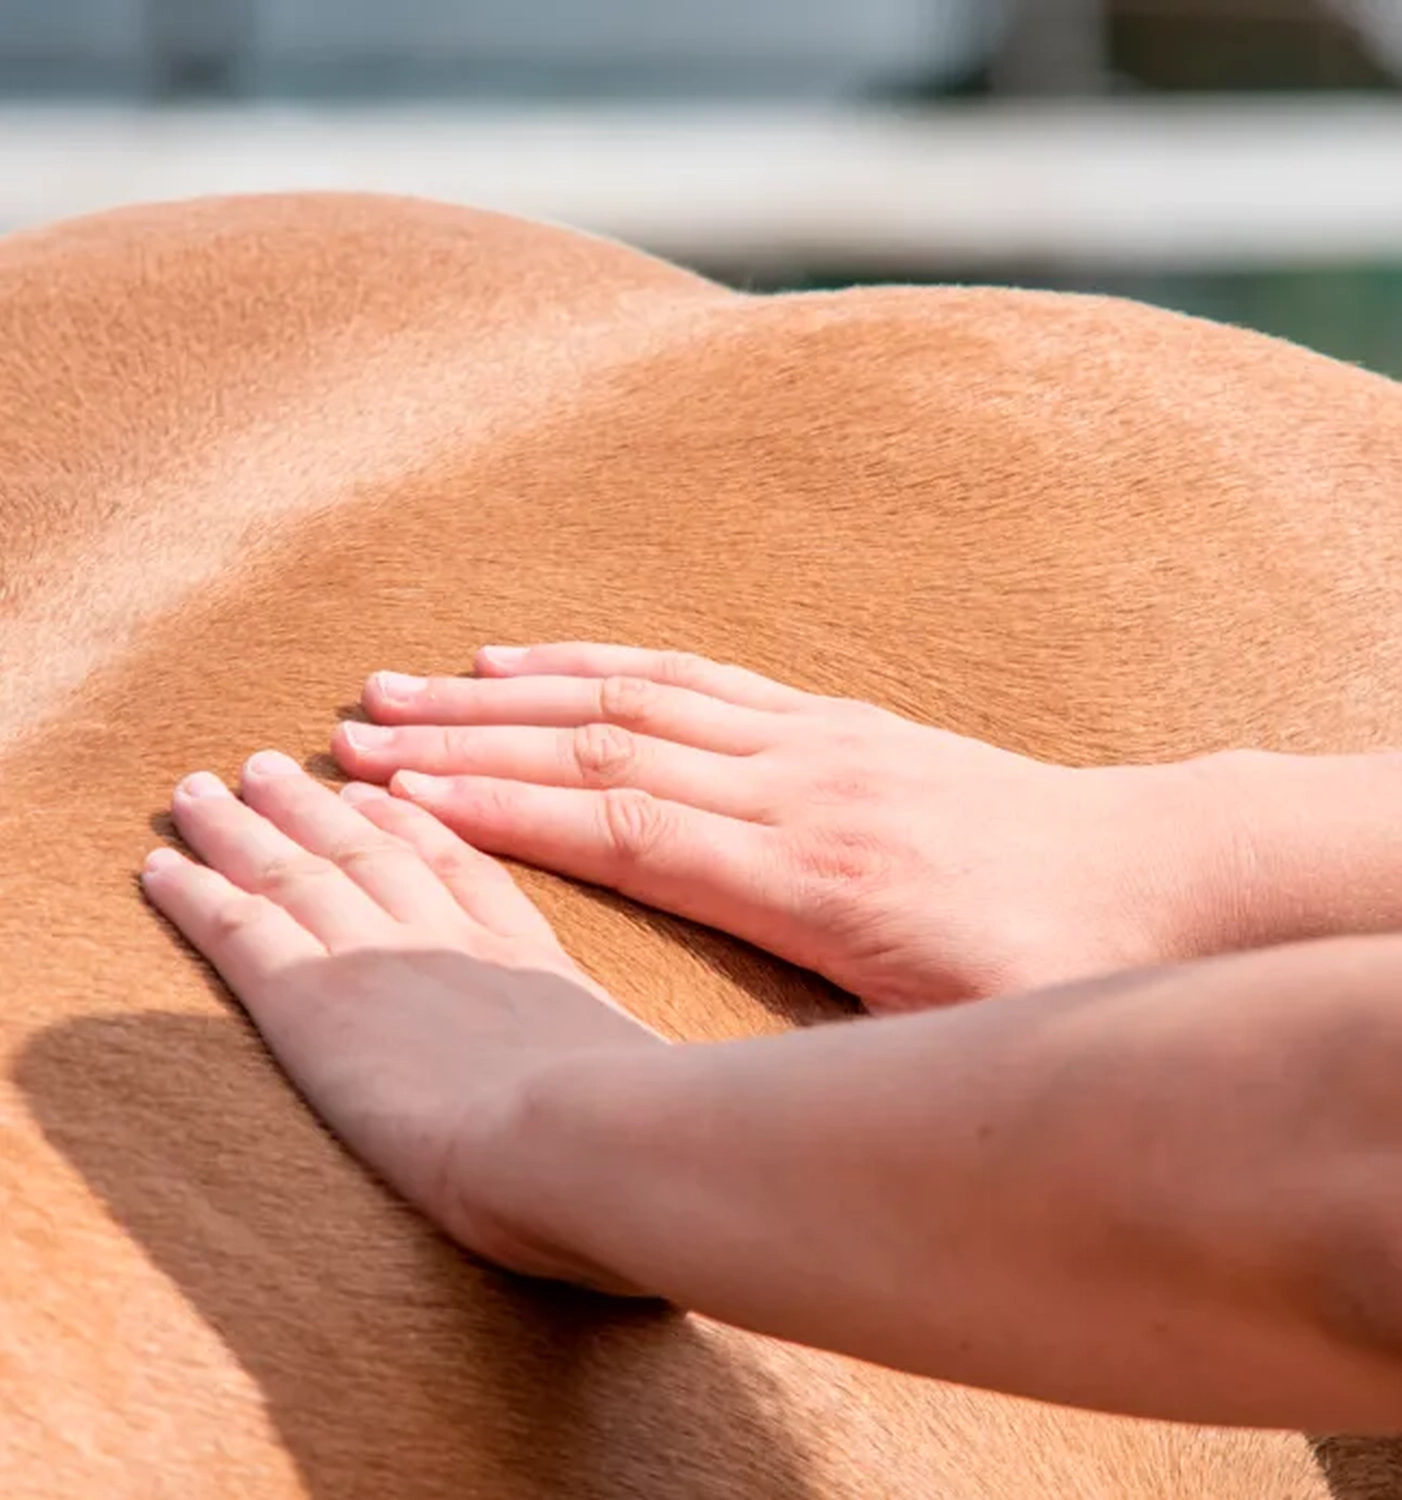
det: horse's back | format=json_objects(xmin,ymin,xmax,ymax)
[{"xmin": 2, "ymin": 191, "xmax": 1388, "ymax": 1498}]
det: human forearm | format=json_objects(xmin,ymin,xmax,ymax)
[
  {"xmin": 1185, "ymin": 747, "xmax": 1402, "ymax": 956},
  {"xmin": 509, "ymin": 934, "xmax": 1402, "ymax": 1431}
]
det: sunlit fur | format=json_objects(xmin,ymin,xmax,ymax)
[{"xmin": 3, "ymin": 191, "xmax": 1401, "ymax": 1498}]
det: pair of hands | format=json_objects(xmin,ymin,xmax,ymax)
[{"xmin": 141, "ymin": 641, "xmax": 1235, "ymax": 1289}]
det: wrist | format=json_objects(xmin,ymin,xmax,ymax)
[
  {"xmin": 465, "ymin": 1041, "xmax": 682, "ymax": 1297},
  {"xmin": 1125, "ymin": 750, "xmax": 1266, "ymax": 964},
  {"xmin": 1157, "ymin": 746, "xmax": 1402, "ymax": 959},
  {"xmin": 500, "ymin": 1040, "xmax": 732, "ymax": 1299}
]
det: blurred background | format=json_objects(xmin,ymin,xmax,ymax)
[{"xmin": 1, "ymin": 0, "xmax": 1400, "ymax": 376}]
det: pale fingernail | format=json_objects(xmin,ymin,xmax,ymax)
[
  {"xmin": 372, "ymin": 670, "xmax": 425, "ymax": 701},
  {"xmin": 341, "ymin": 781, "xmax": 389, "ymax": 805},
  {"xmin": 179, "ymin": 771, "xmax": 231, "ymax": 799},
  {"xmin": 479, "ymin": 645, "xmax": 529, "ymax": 668},
  {"xmin": 244, "ymin": 749, "xmax": 302, "ymax": 779},
  {"xmin": 341, "ymin": 722, "xmax": 391, "ymax": 750},
  {"xmin": 142, "ymin": 847, "xmax": 184, "ymax": 876},
  {"xmin": 394, "ymin": 770, "xmax": 445, "ymax": 801}
]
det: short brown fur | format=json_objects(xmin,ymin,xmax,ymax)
[{"xmin": 2, "ymin": 191, "xmax": 1400, "ymax": 1497}]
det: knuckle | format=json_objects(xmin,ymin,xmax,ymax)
[
  {"xmin": 600, "ymin": 786, "xmax": 669, "ymax": 865},
  {"xmin": 597, "ymin": 673, "xmax": 661, "ymax": 726},
  {"xmin": 209, "ymin": 893, "xmax": 274, "ymax": 945},
  {"xmin": 810, "ymin": 761, "xmax": 882, "ymax": 805},
  {"xmin": 653, "ymin": 649, "xmax": 709, "ymax": 689},
  {"xmin": 808, "ymin": 691, "xmax": 853, "ymax": 715},
  {"xmin": 797, "ymin": 723, "xmax": 887, "ymax": 806},
  {"xmin": 331, "ymin": 836, "xmax": 396, "ymax": 879},
  {"xmin": 436, "ymin": 725, "xmax": 468, "ymax": 767},
  {"xmin": 424, "ymin": 842, "xmax": 480, "ymax": 886},
  {"xmin": 813, "ymin": 694, "xmax": 888, "ymax": 729},
  {"xmin": 829, "ymin": 721, "xmax": 877, "ymax": 753},
  {"xmin": 794, "ymin": 824, "xmax": 893, "ymax": 893},
  {"xmin": 470, "ymin": 776, "xmax": 522, "ymax": 823},
  {"xmin": 254, "ymin": 850, "xmax": 330, "ymax": 901},
  {"xmin": 841, "ymin": 698, "xmax": 892, "ymax": 726},
  {"xmin": 570, "ymin": 721, "xmax": 640, "ymax": 787}
]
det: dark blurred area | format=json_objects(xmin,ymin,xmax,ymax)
[
  {"xmin": 1, "ymin": 0, "xmax": 1399, "ymax": 376},
  {"xmin": 3, "ymin": 1, "xmax": 1400, "ymax": 100},
  {"xmin": 1109, "ymin": 0, "xmax": 1398, "ymax": 93}
]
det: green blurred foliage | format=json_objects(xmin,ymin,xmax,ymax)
[{"xmin": 1109, "ymin": 264, "xmax": 1402, "ymax": 379}]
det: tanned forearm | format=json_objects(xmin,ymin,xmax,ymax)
[{"xmin": 506, "ymin": 933, "xmax": 1402, "ymax": 1432}]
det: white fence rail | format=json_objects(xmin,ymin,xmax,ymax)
[{"xmin": 4, "ymin": 100, "xmax": 1402, "ymax": 271}]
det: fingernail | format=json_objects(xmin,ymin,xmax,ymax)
[
  {"xmin": 179, "ymin": 771, "xmax": 231, "ymax": 799},
  {"xmin": 341, "ymin": 722, "xmax": 391, "ymax": 750},
  {"xmin": 372, "ymin": 670, "xmax": 425, "ymax": 701},
  {"xmin": 394, "ymin": 770, "xmax": 445, "ymax": 801},
  {"xmin": 244, "ymin": 749, "xmax": 303, "ymax": 779},
  {"xmin": 479, "ymin": 645, "xmax": 529, "ymax": 669},
  {"xmin": 142, "ymin": 847, "xmax": 184, "ymax": 876},
  {"xmin": 341, "ymin": 781, "xmax": 388, "ymax": 805}
]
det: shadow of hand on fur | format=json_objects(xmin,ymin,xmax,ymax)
[{"xmin": 15, "ymin": 1007, "xmax": 824, "ymax": 1500}]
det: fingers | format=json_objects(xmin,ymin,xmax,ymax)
[
  {"xmin": 339, "ymin": 782, "xmax": 561, "ymax": 947},
  {"xmin": 362, "ymin": 670, "xmax": 779, "ymax": 755},
  {"xmin": 169, "ymin": 758, "xmax": 449, "ymax": 944},
  {"xmin": 333, "ymin": 719, "xmax": 771, "ymax": 820},
  {"xmin": 170, "ymin": 767, "xmax": 395, "ymax": 948},
  {"xmin": 161, "ymin": 752, "xmax": 581, "ymax": 957},
  {"xmin": 387, "ymin": 771, "xmax": 794, "ymax": 953},
  {"xmin": 231, "ymin": 751, "xmax": 476, "ymax": 930},
  {"xmin": 140, "ymin": 846, "xmax": 325, "ymax": 998},
  {"xmin": 471, "ymin": 643, "xmax": 814, "ymax": 714}
]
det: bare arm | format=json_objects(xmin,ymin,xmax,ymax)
[
  {"xmin": 1194, "ymin": 746, "xmax": 1402, "ymax": 955},
  {"xmin": 506, "ymin": 931, "xmax": 1402, "ymax": 1432},
  {"xmin": 144, "ymin": 713, "xmax": 1402, "ymax": 1437}
]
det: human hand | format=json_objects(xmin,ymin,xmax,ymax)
[
  {"xmin": 140, "ymin": 750, "xmax": 667, "ymax": 1293},
  {"xmin": 331, "ymin": 644, "xmax": 1235, "ymax": 1010}
]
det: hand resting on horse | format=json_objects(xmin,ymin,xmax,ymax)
[
  {"xmin": 331, "ymin": 641, "xmax": 1240, "ymax": 1009},
  {"xmin": 139, "ymin": 642, "xmax": 1402, "ymax": 1435},
  {"xmin": 334, "ymin": 640, "xmax": 1402, "ymax": 1001}
]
